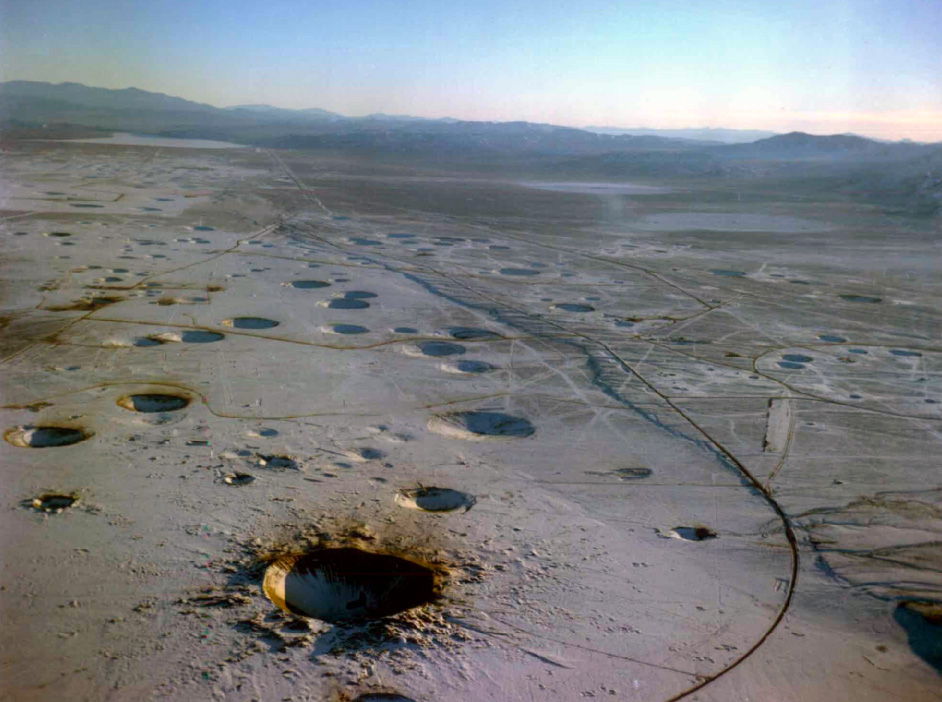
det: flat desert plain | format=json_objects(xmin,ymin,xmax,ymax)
[{"xmin": 1, "ymin": 139, "xmax": 940, "ymax": 701}]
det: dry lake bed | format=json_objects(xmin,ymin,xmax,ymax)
[{"xmin": 1, "ymin": 138, "xmax": 940, "ymax": 701}]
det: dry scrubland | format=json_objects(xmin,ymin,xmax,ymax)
[{"xmin": 1, "ymin": 140, "xmax": 940, "ymax": 701}]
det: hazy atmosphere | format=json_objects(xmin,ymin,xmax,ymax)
[{"xmin": 2, "ymin": 0, "xmax": 941, "ymax": 139}]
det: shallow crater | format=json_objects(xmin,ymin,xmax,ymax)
[
  {"xmin": 4, "ymin": 425, "xmax": 92, "ymax": 448},
  {"xmin": 447, "ymin": 327, "xmax": 502, "ymax": 340},
  {"xmin": 669, "ymin": 526, "xmax": 718, "ymax": 541},
  {"xmin": 396, "ymin": 487, "xmax": 475, "ymax": 513},
  {"xmin": 440, "ymin": 359, "xmax": 496, "ymax": 374},
  {"xmin": 117, "ymin": 393, "xmax": 190, "ymax": 413},
  {"xmin": 428, "ymin": 411, "xmax": 535, "ymax": 440},
  {"xmin": 223, "ymin": 317, "xmax": 280, "ymax": 330}
]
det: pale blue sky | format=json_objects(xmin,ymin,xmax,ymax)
[{"xmin": 2, "ymin": 0, "xmax": 940, "ymax": 138}]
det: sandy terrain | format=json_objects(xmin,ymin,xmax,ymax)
[{"xmin": 1, "ymin": 138, "xmax": 939, "ymax": 701}]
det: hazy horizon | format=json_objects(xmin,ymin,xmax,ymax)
[{"xmin": 2, "ymin": 0, "xmax": 940, "ymax": 141}]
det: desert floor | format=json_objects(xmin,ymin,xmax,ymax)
[{"xmin": 1, "ymin": 139, "xmax": 940, "ymax": 701}]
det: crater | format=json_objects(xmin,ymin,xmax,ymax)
[
  {"xmin": 223, "ymin": 317, "xmax": 280, "ymax": 330},
  {"xmin": 819, "ymin": 334, "xmax": 847, "ymax": 343},
  {"xmin": 840, "ymin": 294, "xmax": 882, "ymax": 303},
  {"xmin": 290, "ymin": 280, "xmax": 331, "ymax": 289},
  {"xmin": 894, "ymin": 600, "xmax": 942, "ymax": 673},
  {"xmin": 670, "ymin": 526, "xmax": 717, "ymax": 541},
  {"xmin": 26, "ymin": 493, "xmax": 78, "ymax": 513},
  {"xmin": 777, "ymin": 361, "xmax": 805, "ymax": 370},
  {"xmin": 258, "ymin": 454, "xmax": 298, "ymax": 470},
  {"xmin": 353, "ymin": 694, "xmax": 416, "ymax": 702},
  {"xmin": 411, "ymin": 341, "xmax": 466, "ymax": 357},
  {"xmin": 448, "ymin": 327, "xmax": 501, "ymax": 340},
  {"xmin": 710, "ymin": 269, "xmax": 746, "ymax": 277},
  {"xmin": 117, "ymin": 393, "xmax": 190, "ymax": 413},
  {"xmin": 224, "ymin": 473, "xmax": 256, "ymax": 486},
  {"xmin": 343, "ymin": 291, "xmax": 378, "ymax": 299},
  {"xmin": 5, "ymin": 425, "xmax": 92, "ymax": 448},
  {"xmin": 553, "ymin": 303, "xmax": 595, "ymax": 312},
  {"xmin": 325, "ymin": 298, "xmax": 369, "ymax": 310},
  {"xmin": 613, "ymin": 467, "xmax": 653, "ymax": 480},
  {"xmin": 428, "ymin": 411, "xmax": 535, "ymax": 440},
  {"xmin": 182, "ymin": 330, "xmax": 225, "ymax": 343},
  {"xmin": 782, "ymin": 354, "xmax": 813, "ymax": 363},
  {"xmin": 343, "ymin": 447, "xmax": 385, "ymax": 462},
  {"xmin": 499, "ymin": 267, "xmax": 540, "ymax": 276},
  {"xmin": 262, "ymin": 548, "xmax": 440, "ymax": 623},
  {"xmin": 441, "ymin": 360, "xmax": 496, "ymax": 374},
  {"xmin": 889, "ymin": 349, "xmax": 922, "ymax": 358},
  {"xmin": 396, "ymin": 487, "xmax": 475, "ymax": 513},
  {"xmin": 325, "ymin": 324, "xmax": 369, "ymax": 335}
]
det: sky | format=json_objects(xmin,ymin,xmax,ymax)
[{"xmin": 2, "ymin": 0, "xmax": 940, "ymax": 140}]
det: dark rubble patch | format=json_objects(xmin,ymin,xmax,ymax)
[
  {"xmin": 45, "ymin": 295, "xmax": 125, "ymax": 312},
  {"xmin": 117, "ymin": 393, "xmax": 190, "ymax": 413},
  {"xmin": 263, "ymin": 548, "xmax": 440, "ymax": 624},
  {"xmin": 710, "ymin": 269, "xmax": 746, "ymax": 277},
  {"xmin": 350, "ymin": 238, "xmax": 382, "ymax": 246},
  {"xmin": 354, "ymin": 694, "xmax": 416, "ymax": 702},
  {"xmin": 4, "ymin": 425, "xmax": 92, "ymax": 448}
]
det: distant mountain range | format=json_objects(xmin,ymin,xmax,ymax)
[
  {"xmin": 584, "ymin": 126, "xmax": 779, "ymax": 144},
  {"xmin": 1, "ymin": 80, "xmax": 939, "ymax": 215}
]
